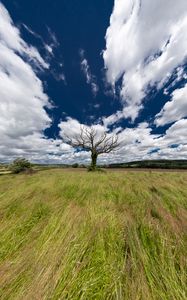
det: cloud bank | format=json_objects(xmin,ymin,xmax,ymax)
[{"xmin": 58, "ymin": 116, "xmax": 187, "ymax": 164}]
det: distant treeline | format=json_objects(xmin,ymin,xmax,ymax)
[
  {"xmin": 107, "ymin": 160, "xmax": 187, "ymax": 169},
  {"xmin": 34, "ymin": 160, "xmax": 187, "ymax": 170},
  {"xmin": 1, "ymin": 160, "xmax": 187, "ymax": 170}
]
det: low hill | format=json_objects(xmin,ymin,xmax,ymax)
[{"xmin": 107, "ymin": 159, "xmax": 187, "ymax": 169}]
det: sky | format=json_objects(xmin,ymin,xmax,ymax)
[{"xmin": 0, "ymin": 0, "xmax": 187, "ymax": 164}]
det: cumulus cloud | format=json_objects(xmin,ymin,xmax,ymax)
[
  {"xmin": 1, "ymin": 1, "xmax": 187, "ymax": 164},
  {"xmin": 58, "ymin": 117, "xmax": 120, "ymax": 164},
  {"xmin": 155, "ymin": 83, "xmax": 187, "ymax": 126},
  {"xmin": 58, "ymin": 116, "xmax": 187, "ymax": 163},
  {"xmin": 110, "ymin": 119, "xmax": 187, "ymax": 163},
  {"xmin": 59, "ymin": 117, "xmax": 108, "ymax": 141},
  {"xmin": 0, "ymin": 2, "xmax": 63, "ymax": 163},
  {"xmin": 103, "ymin": 0, "xmax": 187, "ymax": 121},
  {"xmin": 102, "ymin": 109, "xmax": 126, "ymax": 128},
  {"xmin": 80, "ymin": 49, "xmax": 99, "ymax": 97}
]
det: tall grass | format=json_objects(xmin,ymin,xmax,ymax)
[{"xmin": 0, "ymin": 170, "xmax": 186, "ymax": 299}]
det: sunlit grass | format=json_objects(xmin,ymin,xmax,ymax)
[{"xmin": 0, "ymin": 169, "xmax": 187, "ymax": 299}]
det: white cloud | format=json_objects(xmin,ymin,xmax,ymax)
[
  {"xmin": 1, "ymin": 1, "xmax": 187, "ymax": 164},
  {"xmin": 161, "ymin": 119, "xmax": 187, "ymax": 145},
  {"xmin": 112, "ymin": 119, "xmax": 187, "ymax": 162},
  {"xmin": 59, "ymin": 117, "xmax": 108, "ymax": 141},
  {"xmin": 50, "ymin": 69, "xmax": 66, "ymax": 83},
  {"xmin": 23, "ymin": 23, "xmax": 54, "ymax": 57},
  {"xmin": 0, "ymin": 2, "xmax": 64, "ymax": 163},
  {"xmin": 22, "ymin": 23, "xmax": 66, "ymax": 83},
  {"xmin": 102, "ymin": 109, "xmax": 126, "ymax": 127},
  {"xmin": 0, "ymin": 4, "xmax": 48, "ymax": 69},
  {"xmin": 155, "ymin": 84, "xmax": 187, "ymax": 126},
  {"xmin": 93, "ymin": 104, "xmax": 100, "ymax": 109},
  {"xmin": 58, "ymin": 116, "xmax": 187, "ymax": 164},
  {"xmin": 44, "ymin": 27, "xmax": 59, "ymax": 58},
  {"xmin": 103, "ymin": 0, "xmax": 187, "ymax": 121},
  {"xmin": 80, "ymin": 49, "xmax": 99, "ymax": 97},
  {"xmin": 47, "ymin": 26, "xmax": 59, "ymax": 48}
]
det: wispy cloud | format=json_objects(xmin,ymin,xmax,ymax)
[
  {"xmin": 23, "ymin": 23, "xmax": 61, "ymax": 57},
  {"xmin": 22, "ymin": 23, "xmax": 66, "ymax": 83},
  {"xmin": 80, "ymin": 49, "xmax": 99, "ymax": 97}
]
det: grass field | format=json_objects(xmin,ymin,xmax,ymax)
[{"xmin": 0, "ymin": 169, "xmax": 187, "ymax": 300}]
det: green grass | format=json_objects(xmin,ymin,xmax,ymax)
[{"xmin": 0, "ymin": 169, "xmax": 187, "ymax": 300}]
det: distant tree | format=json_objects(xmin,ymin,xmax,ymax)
[
  {"xmin": 9, "ymin": 158, "xmax": 32, "ymax": 174},
  {"xmin": 66, "ymin": 126, "xmax": 119, "ymax": 170},
  {"xmin": 72, "ymin": 163, "xmax": 79, "ymax": 168}
]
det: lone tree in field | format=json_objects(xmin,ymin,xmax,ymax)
[
  {"xmin": 9, "ymin": 158, "xmax": 32, "ymax": 174},
  {"xmin": 66, "ymin": 126, "xmax": 119, "ymax": 170}
]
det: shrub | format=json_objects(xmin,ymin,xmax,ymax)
[
  {"xmin": 87, "ymin": 166, "xmax": 105, "ymax": 173},
  {"xmin": 9, "ymin": 158, "xmax": 32, "ymax": 174},
  {"xmin": 72, "ymin": 163, "xmax": 79, "ymax": 168}
]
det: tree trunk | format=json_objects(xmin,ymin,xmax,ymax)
[{"xmin": 91, "ymin": 152, "xmax": 98, "ymax": 170}]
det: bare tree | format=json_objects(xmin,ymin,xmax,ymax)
[{"xmin": 65, "ymin": 126, "xmax": 119, "ymax": 170}]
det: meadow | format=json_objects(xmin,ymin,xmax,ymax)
[{"xmin": 0, "ymin": 169, "xmax": 186, "ymax": 300}]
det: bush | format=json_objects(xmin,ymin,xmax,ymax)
[
  {"xmin": 72, "ymin": 163, "xmax": 79, "ymax": 168},
  {"xmin": 9, "ymin": 158, "xmax": 32, "ymax": 174},
  {"xmin": 87, "ymin": 166, "xmax": 106, "ymax": 173}
]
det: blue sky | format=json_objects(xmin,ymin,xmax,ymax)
[{"xmin": 0, "ymin": 0, "xmax": 187, "ymax": 164}]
